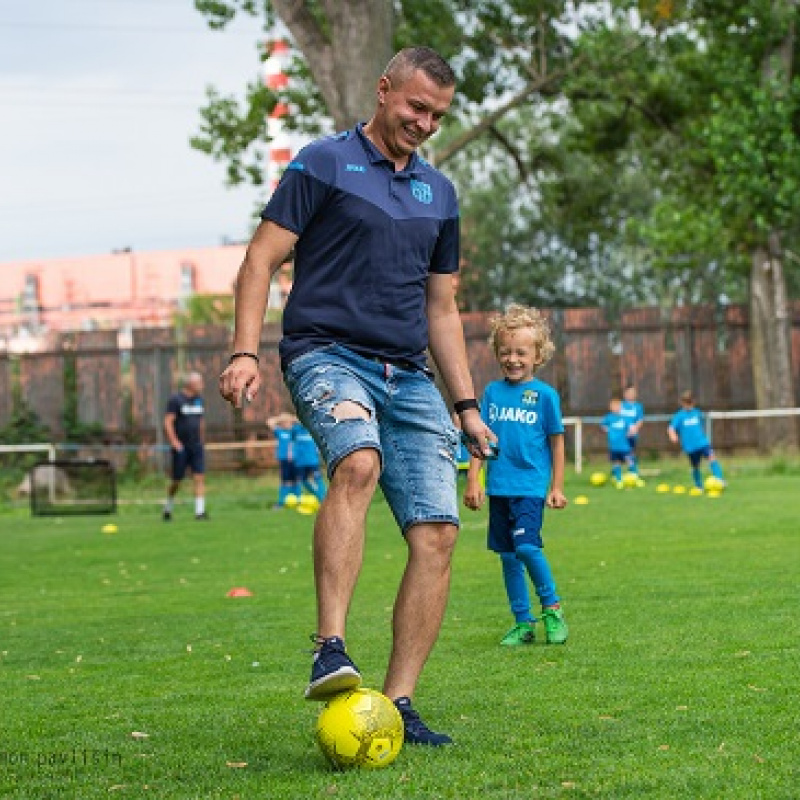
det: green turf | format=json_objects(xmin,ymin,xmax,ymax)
[{"xmin": 1, "ymin": 459, "xmax": 798, "ymax": 798}]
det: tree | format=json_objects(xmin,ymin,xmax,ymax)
[
  {"xmin": 193, "ymin": 1, "xmax": 799, "ymax": 445},
  {"xmin": 620, "ymin": 1, "xmax": 800, "ymax": 447}
]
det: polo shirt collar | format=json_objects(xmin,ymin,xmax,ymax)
[{"xmin": 355, "ymin": 122, "xmax": 422, "ymax": 176}]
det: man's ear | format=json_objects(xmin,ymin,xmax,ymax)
[{"xmin": 377, "ymin": 75, "xmax": 391, "ymax": 103}]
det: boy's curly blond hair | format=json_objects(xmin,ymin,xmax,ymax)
[{"xmin": 488, "ymin": 304, "xmax": 555, "ymax": 368}]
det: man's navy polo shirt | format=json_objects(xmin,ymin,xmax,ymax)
[{"xmin": 261, "ymin": 123, "xmax": 460, "ymax": 370}]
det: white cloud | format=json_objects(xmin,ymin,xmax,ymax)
[{"xmin": 0, "ymin": 0, "xmax": 270, "ymax": 261}]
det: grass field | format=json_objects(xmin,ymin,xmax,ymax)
[{"xmin": 1, "ymin": 458, "xmax": 799, "ymax": 799}]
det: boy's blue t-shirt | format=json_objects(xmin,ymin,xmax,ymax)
[
  {"xmin": 669, "ymin": 408, "xmax": 709, "ymax": 453},
  {"xmin": 291, "ymin": 423, "xmax": 320, "ymax": 469},
  {"xmin": 620, "ymin": 400, "xmax": 644, "ymax": 429},
  {"xmin": 480, "ymin": 378, "xmax": 564, "ymax": 498},
  {"xmin": 273, "ymin": 428, "xmax": 293, "ymax": 462},
  {"xmin": 601, "ymin": 412, "xmax": 632, "ymax": 453}
]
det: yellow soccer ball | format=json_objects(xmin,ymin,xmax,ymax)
[
  {"xmin": 589, "ymin": 472, "xmax": 608, "ymax": 487},
  {"xmin": 656, "ymin": 483, "xmax": 671, "ymax": 493},
  {"xmin": 316, "ymin": 688, "xmax": 404, "ymax": 770},
  {"xmin": 101, "ymin": 523, "xmax": 118, "ymax": 534},
  {"xmin": 704, "ymin": 476, "xmax": 724, "ymax": 492},
  {"xmin": 284, "ymin": 494, "xmax": 299, "ymax": 508},
  {"xmin": 622, "ymin": 472, "xmax": 638, "ymax": 488},
  {"xmin": 300, "ymin": 494, "xmax": 320, "ymax": 511}
]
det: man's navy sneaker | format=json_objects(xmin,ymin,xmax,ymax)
[
  {"xmin": 394, "ymin": 696, "xmax": 453, "ymax": 746},
  {"xmin": 304, "ymin": 635, "xmax": 361, "ymax": 700}
]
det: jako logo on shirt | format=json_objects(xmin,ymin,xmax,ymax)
[
  {"xmin": 522, "ymin": 389, "xmax": 539, "ymax": 405},
  {"xmin": 410, "ymin": 179, "xmax": 433, "ymax": 204},
  {"xmin": 345, "ymin": 164, "xmax": 366, "ymax": 172},
  {"xmin": 488, "ymin": 404, "xmax": 539, "ymax": 425}
]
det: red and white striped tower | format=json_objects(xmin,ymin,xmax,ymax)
[
  {"xmin": 263, "ymin": 38, "xmax": 303, "ymax": 308},
  {"xmin": 263, "ymin": 39, "xmax": 304, "ymax": 194}
]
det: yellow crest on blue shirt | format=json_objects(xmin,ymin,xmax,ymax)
[{"xmin": 522, "ymin": 389, "xmax": 539, "ymax": 405}]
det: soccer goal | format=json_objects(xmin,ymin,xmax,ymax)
[{"xmin": 29, "ymin": 460, "xmax": 117, "ymax": 517}]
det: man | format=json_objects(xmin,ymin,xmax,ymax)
[
  {"xmin": 219, "ymin": 46, "xmax": 495, "ymax": 746},
  {"xmin": 163, "ymin": 371, "xmax": 208, "ymax": 520}
]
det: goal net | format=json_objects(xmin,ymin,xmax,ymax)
[{"xmin": 28, "ymin": 460, "xmax": 117, "ymax": 517}]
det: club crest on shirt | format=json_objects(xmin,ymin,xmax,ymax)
[
  {"xmin": 410, "ymin": 179, "xmax": 433, "ymax": 204},
  {"xmin": 522, "ymin": 389, "xmax": 539, "ymax": 405}
]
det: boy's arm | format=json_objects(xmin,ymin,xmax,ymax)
[
  {"xmin": 668, "ymin": 425, "xmax": 679, "ymax": 444},
  {"xmin": 547, "ymin": 433, "xmax": 567, "ymax": 509},
  {"xmin": 463, "ymin": 455, "xmax": 485, "ymax": 510}
]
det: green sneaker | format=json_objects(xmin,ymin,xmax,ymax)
[
  {"xmin": 542, "ymin": 608, "xmax": 568, "ymax": 644},
  {"xmin": 500, "ymin": 622, "xmax": 535, "ymax": 646}
]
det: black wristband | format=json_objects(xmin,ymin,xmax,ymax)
[
  {"xmin": 229, "ymin": 351, "xmax": 259, "ymax": 365},
  {"xmin": 453, "ymin": 398, "xmax": 479, "ymax": 414}
]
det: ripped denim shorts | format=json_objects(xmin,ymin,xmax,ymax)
[{"xmin": 283, "ymin": 344, "xmax": 460, "ymax": 534}]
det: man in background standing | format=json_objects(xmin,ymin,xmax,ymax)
[{"xmin": 163, "ymin": 371, "xmax": 208, "ymax": 521}]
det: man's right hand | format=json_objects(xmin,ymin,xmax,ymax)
[{"xmin": 219, "ymin": 356, "xmax": 260, "ymax": 408}]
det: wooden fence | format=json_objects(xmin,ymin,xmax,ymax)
[{"xmin": 1, "ymin": 302, "xmax": 799, "ymax": 467}]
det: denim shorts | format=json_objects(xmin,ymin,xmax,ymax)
[{"xmin": 283, "ymin": 345, "xmax": 460, "ymax": 534}]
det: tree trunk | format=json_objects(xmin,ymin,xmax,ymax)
[
  {"xmin": 272, "ymin": 0, "xmax": 394, "ymax": 130},
  {"xmin": 749, "ymin": 233, "xmax": 798, "ymax": 450},
  {"xmin": 746, "ymin": 1, "xmax": 799, "ymax": 451}
]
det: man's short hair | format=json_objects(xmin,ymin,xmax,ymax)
[{"xmin": 384, "ymin": 46, "xmax": 456, "ymax": 88}]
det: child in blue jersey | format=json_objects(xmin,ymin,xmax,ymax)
[
  {"xmin": 291, "ymin": 421, "xmax": 327, "ymax": 502},
  {"xmin": 267, "ymin": 412, "xmax": 299, "ymax": 508},
  {"xmin": 668, "ymin": 391, "xmax": 726, "ymax": 489},
  {"xmin": 464, "ymin": 305, "xmax": 568, "ymax": 646},
  {"xmin": 600, "ymin": 398, "xmax": 642, "ymax": 488},
  {"xmin": 620, "ymin": 385, "xmax": 645, "ymax": 475}
]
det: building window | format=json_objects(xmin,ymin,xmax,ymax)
[{"xmin": 179, "ymin": 262, "xmax": 196, "ymax": 308}]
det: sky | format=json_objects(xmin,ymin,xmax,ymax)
[{"xmin": 0, "ymin": 0, "xmax": 272, "ymax": 263}]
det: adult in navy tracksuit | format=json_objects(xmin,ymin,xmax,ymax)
[
  {"xmin": 163, "ymin": 371, "xmax": 208, "ymax": 520},
  {"xmin": 218, "ymin": 47, "xmax": 495, "ymax": 745}
]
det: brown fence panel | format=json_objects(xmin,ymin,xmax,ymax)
[
  {"xmin": 131, "ymin": 328, "xmax": 176, "ymax": 441},
  {"xmin": 19, "ymin": 346, "xmax": 65, "ymax": 436},
  {"xmin": 620, "ymin": 307, "xmax": 667, "ymax": 413},
  {"xmin": 563, "ymin": 308, "xmax": 611, "ymax": 414},
  {"xmin": 725, "ymin": 304, "xmax": 755, "ymax": 408},
  {"xmin": 671, "ymin": 305, "xmax": 718, "ymax": 408},
  {"xmin": 184, "ymin": 325, "xmax": 232, "ymax": 436},
  {"xmin": 74, "ymin": 330, "xmax": 123, "ymax": 434}
]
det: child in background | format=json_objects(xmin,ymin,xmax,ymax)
[
  {"xmin": 600, "ymin": 398, "xmax": 641, "ymax": 488},
  {"xmin": 668, "ymin": 391, "xmax": 726, "ymax": 489},
  {"xmin": 620, "ymin": 384, "xmax": 645, "ymax": 475},
  {"xmin": 267, "ymin": 412, "xmax": 299, "ymax": 508},
  {"xmin": 464, "ymin": 304, "xmax": 569, "ymax": 646},
  {"xmin": 291, "ymin": 420, "xmax": 327, "ymax": 502}
]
